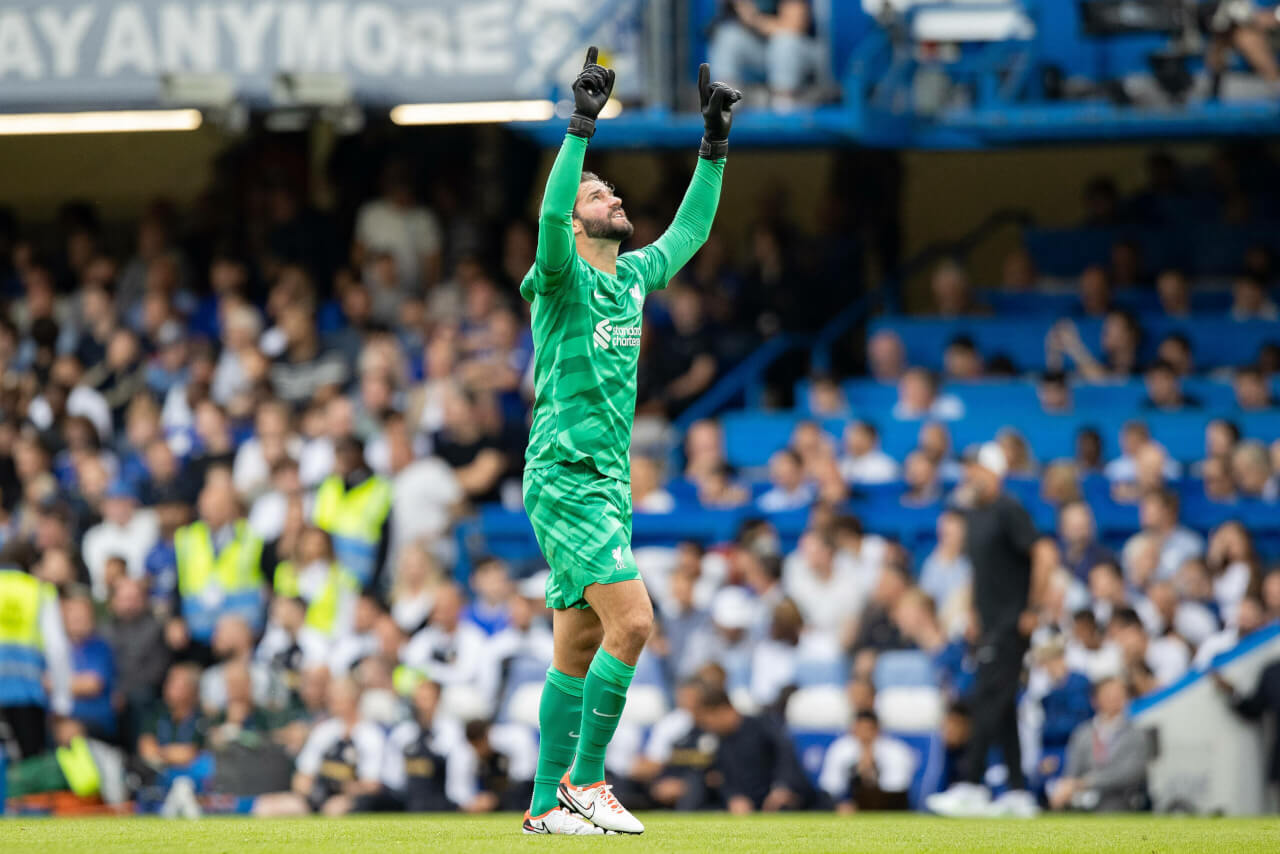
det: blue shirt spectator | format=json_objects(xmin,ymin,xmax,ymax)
[{"xmin": 64, "ymin": 594, "xmax": 117, "ymax": 738}]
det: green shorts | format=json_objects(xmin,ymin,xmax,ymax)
[{"xmin": 523, "ymin": 460, "xmax": 641, "ymax": 610}]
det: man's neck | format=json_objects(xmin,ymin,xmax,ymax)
[{"xmin": 577, "ymin": 236, "xmax": 620, "ymax": 276}]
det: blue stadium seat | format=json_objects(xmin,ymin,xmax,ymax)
[
  {"xmin": 794, "ymin": 656, "xmax": 849, "ymax": 688},
  {"xmin": 873, "ymin": 650, "xmax": 936, "ymax": 689}
]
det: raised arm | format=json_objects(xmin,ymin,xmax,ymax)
[
  {"xmin": 532, "ymin": 48, "xmax": 616, "ymax": 284},
  {"xmin": 644, "ymin": 64, "xmax": 741, "ymax": 289}
]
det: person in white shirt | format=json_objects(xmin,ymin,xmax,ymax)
[
  {"xmin": 820, "ymin": 710, "xmax": 917, "ymax": 812},
  {"xmin": 232, "ymin": 400, "xmax": 302, "ymax": 502},
  {"xmin": 81, "ymin": 479, "xmax": 159, "ymax": 601},
  {"xmin": 401, "ymin": 584, "xmax": 495, "ymax": 715},
  {"xmin": 749, "ymin": 597, "xmax": 841, "ymax": 709},
  {"xmin": 1206, "ymin": 521, "xmax": 1261, "ymax": 618},
  {"xmin": 1066, "ymin": 610, "xmax": 1125, "ymax": 683},
  {"xmin": 384, "ymin": 416, "xmax": 461, "ymax": 565},
  {"xmin": 784, "ymin": 529, "xmax": 867, "ymax": 639},
  {"xmin": 757, "ymin": 448, "xmax": 816, "ymax": 513},
  {"xmin": 200, "ymin": 615, "xmax": 285, "ymax": 715},
  {"xmin": 389, "ymin": 543, "xmax": 446, "ymax": 635},
  {"xmin": 353, "ymin": 161, "xmax": 442, "ymax": 293},
  {"xmin": 252, "ymin": 678, "xmax": 386, "ymax": 817},
  {"xmin": 328, "ymin": 594, "xmax": 384, "ymax": 678},
  {"xmin": 248, "ymin": 459, "xmax": 303, "ymax": 543},
  {"xmin": 838, "ymin": 420, "xmax": 900, "ymax": 485},
  {"xmin": 28, "ymin": 355, "xmax": 113, "ymax": 441}
]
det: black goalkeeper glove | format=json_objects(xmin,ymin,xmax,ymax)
[
  {"xmin": 698, "ymin": 63, "xmax": 742, "ymax": 160},
  {"xmin": 569, "ymin": 46, "xmax": 616, "ymax": 139}
]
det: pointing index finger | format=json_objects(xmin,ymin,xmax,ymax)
[
  {"xmin": 584, "ymin": 46, "xmax": 599, "ymax": 69},
  {"xmin": 698, "ymin": 63, "xmax": 710, "ymax": 105}
]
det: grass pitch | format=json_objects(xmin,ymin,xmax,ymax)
[{"xmin": 1, "ymin": 813, "xmax": 1278, "ymax": 853}]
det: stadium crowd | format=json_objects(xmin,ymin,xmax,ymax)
[{"xmin": 1, "ymin": 144, "xmax": 1279, "ymax": 818}]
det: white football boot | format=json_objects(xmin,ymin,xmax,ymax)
[
  {"xmin": 557, "ymin": 773, "xmax": 645, "ymax": 834},
  {"xmin": 522, "ymin": 806, "xmax": 606, "ymax": 835},
  {"xmin": 925, "ymin": 782, "xmax": 992, "ymax": 817},
  {"xmin": 986, "ymin": 789, "xmax": 1041, "ymax": 818}
]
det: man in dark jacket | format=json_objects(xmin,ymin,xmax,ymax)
[
  {"xmin": 1217, "ymin": 659, "xmax": 1280, "ymax": 790},
  {"xmin": 687, "ymin": 684, "xmax": 814, "ymax": 814},
  {"xmin": 102, "ymin": 577, "xmax": 169, "ymax": 745}
]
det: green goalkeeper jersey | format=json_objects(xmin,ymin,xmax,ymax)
[{"xmin": 520, "ymin": 133, "xmax": 725, "ymax": 484}]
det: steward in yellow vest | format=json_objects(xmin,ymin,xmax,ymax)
[
  {"xmin": 0, "ymin": 568, "xmax": 73, "ymax": 757},
  {"xmin": 312, "ymin": 437, "xmax": 392, "ymax": 591}
]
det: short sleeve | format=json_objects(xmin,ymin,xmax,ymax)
[{"xmin": 295, "ymin": 721, "xmax": 332, "ymax": 775}]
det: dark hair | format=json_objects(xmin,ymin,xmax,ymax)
[
  {"xmin": 1210, "ymin": 418, "xmax": 1242, "ymax": 444},
  {"xmin": 1041, "ymin": 370, "xmax": 1067, "ymax": 387},
  {"xmin": 1072, "ymin": 608, "xmax": 1098, "ymax": 629},
  {"xmin": 696, "ymin": 684, "xmax": 734, "ymax": 710},
  {"xmin": 947, "ymin": 334, "xmax": 977, "ymax": 353},
  {"xmin": 833, "ymin": 514, "xmax": 864, "ymax": 539},
  {"xmin": 855, "ymin": 710, "xmax": 880, "ymax": 727},
  {"xmin": 852, "ymin": 419, "xmax": 879, "ymax": 440},
  {"xmin": 1110, "ymin": 607, "xmax": 1143, "ymax": 630},
  {"xmin": 1146, "ymin": 358, "xmax": 1176, "ymax": 377}
]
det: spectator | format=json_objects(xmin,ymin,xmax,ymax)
[
  {"xmin": 757, "ymin": 449, "xmax": 815, "ymax": 512},
  {"xmin": 383, "ymin": 413, "xmax": 459, "ymax": 562},
  {"xmin": 1233, "ymin": 365, "xmax": 1277, "ymax": 410},
  {"xmin": 866, "ymin": 330, "xmax": 906, "ymax": 383},
  {"xmin": 943, "ymin": 336, "xmax": 984, "ymax": 381},
  {"xmin": 918, "ymin": 511, "xmax": 973, "ymax": 616},
  {"xmin": 103, "ymin": 577, "xmax": 169, "ymax": 736},
  {"xmin": 689, "ymin": 684, "xmax": 813, "ymax": 813},
  {"xmin": 368, "ymin": 677, "xmax": 464, "ymax": 813},
  {"xmin": 1109, "ymin": 607, "xmax": 1188, "ymax": 689},
  {"xmin": 1155, "ymin": 332, "xmax": 1194, "ymax": 377},
  {"xmin": 1205, "ymin": 521, "xmax": 1261, "ymax": 616},
  {"xmin": 806, "ymin": 375, "xmax": 850, "ymax": 417},
  {"xmin": 784, "ymin": 529, "xmax": 865, "ymax": 641},
  {"xmin": 253, "ymin": 678, "xmax": 386, "ymax": 816},
  {"xmin": 1204, "ymin": 4, "xmax": 1280, "ymax": 97},
  {"xmin": 1041, "ymin": 462, "xmax": 1083, "ymax": 506},
  {"xmin": 1195, "ymin": 594, "xmax": 1266, "ymax": 668},
  {"xmin": 929, "ymin": 260, "xmax": 985, "ymax": 317},
  {"xmin": 353, "ymin": 160, "xmax": 442, "ymax": 294},
  {"xmin": 170, "ymin": 472, "xmax": 268, "ymax": 656},
  {"xmin": 1057, "ymin": 501, "xmax": 1114, "ymax": 584},
  {"xmin": 269, "ymin": 304, "xmax": 348, "ymax": 409},
  {"xmin": 851, "ymin": 563, "xmax": 911, "ymax": 653},
  {"xmin": 1203, "ymin": 418, "xmax": 1242, "ymax": 470},
  {"xmin": 1033, "ymin": 639, "xmax": 1094, "ymax": 770},
  {"xmin": 313, "ymin": 435, "xmax": 393, "ymax": 592},
  {"xmin": 138, "ymin": 664, "xmax": 210, "ymax": 782},
  {"xmin": 632, "ymin": 454, "xmax": 676, "ymax": 514},
  {"xmin": 1078, "ymin": 265, "xmax": 1112, "ymax": 317},
  {"xmin": 1155, "ymin": 269, "xmax": 1192, "ymax": 317},
  {"xmin": 1066, "ymin": 609, "xmax": 1125, "ymax": 683},
  {"xmin": 200, "ymin": 615, "xmax": 282, "ymax": 716},
  {"xmin": 706, "ymin": 0, "xmax": 819, "ymax": 110},
  {"xmin": 402, "ymin": 583, "xmax": 492, "ymax": 699},
  {"xmin": 640, "ymin": 285, "xmax": 717, "ymax": 417},
  {"xmin": 900, "ymin": 451, "xmax": 942, "ymax": 507},
  {"xmin": 1048, "ymin": 678, "xmax": 1148, "ymax": 812},
  {"xmin": 63, "ymin": 591, "xmax": 117, "ymax": 740},
  {"xmin": 1037, "ymin": 371, "xmax": 1072, "ymax": 414},
  {"xmin": 1000, "ymin": 246, "xmax": 1039, "ymax": 291},
  {"xmin": 388, "ymin": 542, "xmax": 445, "ymax": 635},
  {"xmin": 461, "ymin": 556, "xmax": 512, "ymax": 637},
  {"xmin": 1201, "ymin": 455, "xmax": 1238, "ymax": 503},
  {"xmin": 451, "ymin": 719, "xmax": 537, "ymax": 813},
  {"xmin": 206, "ymin": 659, "xmax": 273, "ymax": 751},
  {"xmin": 1232, "ymin": 439, "xmax": 1278, "ymax": 500},
  {"xmin": 232, "ymin": 400, "xmax": 299, "ymax": 502},
  {"xmin": 819, "ymin": 710, "xmax": 916, "ymax": 813},
  {"xmin": 1141, "ymin": 360, "xmax": 1200, "ymax": 411},
  {"xmin": 749, "ymin": 597, "xmax": 834, "ymax": 710},
  {"xmin": 81, "ymin": 478, "xmax": 159, "ymax": 601},
  {"xmin": 838, "ymin": 420, "xmax": 899, "ymax": 485},
  {"xmin": 1230, "ymin": 274, "xmax": 1278, "ymax": 321},
  {"xmin": 893, "ymin": 368, "xmax": 964, "ymax": 421},
  {"xmin": 1075, "ymin": 427, "xmax": 1105, "ymax": 474},
  {"xmin": 1127, "ymin": 489, "xmax": 1203, "ymax": 583},
  {"xmin": 1047, "ymin": 312, "xmax": 1140, "ymax": 381},
  {"xmin": 682, "ymin": 586, "xmax": 755, "ymax": 693},
  {"xmin": 432, "ymin": 384, "xmax": 506, "ymax": 505},
  {"xmin": 662, "ymin": 565, "xmax": 712, "ymax": 674}
]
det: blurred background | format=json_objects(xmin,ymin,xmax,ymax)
[{"xmin": 1, "ymin": 0, "xmax": 1279, "ymax": 821}]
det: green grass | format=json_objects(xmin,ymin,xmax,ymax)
[{"xmin": 1, "ymin": 813, "xmax": 1279, "ymax": 854}]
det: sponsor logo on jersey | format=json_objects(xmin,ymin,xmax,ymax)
[{"xmin": 594, "ymin": 319, "xmax": 641, "ymax": 349}]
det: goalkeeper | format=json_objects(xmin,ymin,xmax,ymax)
[{"xmin": 518, "ymin": 48, "xmax": 740, "ymax": 836}]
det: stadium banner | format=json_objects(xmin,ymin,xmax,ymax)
[
  {"xmin": 1132, "ymin": 623, "xmax": 1280, "ymax": 815},
  {"xmin": 0, "ymin": 0, "xmax": 643, "ymax": 109}
]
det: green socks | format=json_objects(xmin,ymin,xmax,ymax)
[
  {"xmin": 530, "ymin": 667, "xmax": 585, "ymax": 816},
  {"xmin": 569, "ymin": 649, "xmax": 636, "ymax": 786}
]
